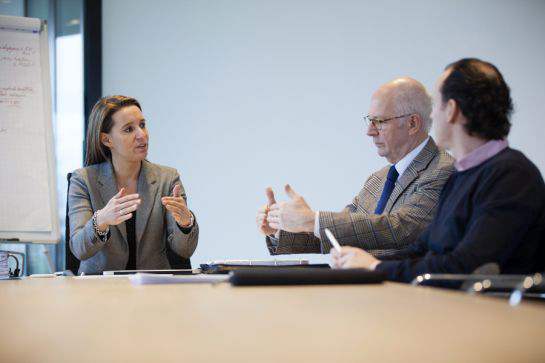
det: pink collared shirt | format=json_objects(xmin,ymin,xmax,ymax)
[{"xmin": 454, "ymin": 139, "xmax": 509, "ymax": 172}]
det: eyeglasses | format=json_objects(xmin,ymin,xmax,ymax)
[{"xmin": 363, "ymin": 113, "xmax": 412, "ymax": 131}]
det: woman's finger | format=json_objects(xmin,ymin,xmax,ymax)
[
  {"xmin": 119, "ymin": 203, "xmax": 139, "ymax": 215},
  {"xmin": 114, "ymin": 187, "xmax": 126, "ymax": 198},
  {"xmin": 116, "ymin": 199, "xmax": 141, "ymax": 211},
  {"xmin": 165, "ymin": 204, "xmax": 182, "ymax": 216},
  {"xmin": 162, "ymin": 201, "xmax": 188, "ymax": 212},
  {"xmin": 172, "ymin": 184, "xmax": 181, "ymax": 198},
  {"xmin": 116, "ymin": 193, "xmax": 140, "ymax": 203},
  {"xmin": 115, "ymin": 212, "xmax": 133, "ymax": 224},
  {"xmin": 161, "ymin": 197, "xmax": 187, "ymax": 207}
]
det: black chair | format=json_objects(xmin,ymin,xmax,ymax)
[
  {"xmin": 166, "ymin": 247, "xmax": 192, "ymax": 269},
  {"xmin": 65, "ymin": 173, "xmax": 81, "ymax": 275},
  {"xmin": 65, "ymin": 172, "xmax": 191, "ymax": 275}
]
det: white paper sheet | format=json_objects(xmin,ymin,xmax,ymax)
[{"xmin": 129, "ymin": 273, "xmax": 229, "ymax": 285}]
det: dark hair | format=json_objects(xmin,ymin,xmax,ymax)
[
  {"xmin": 85, "ymin": 95, "xmax": 142, "ymax": 166},
  {"xmin": 441, "ymin": 58, "xmax": 513, "ymax": 140}
]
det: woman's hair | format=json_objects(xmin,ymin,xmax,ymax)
[{"xmin": 85, "ymin": 95, "xmax": 142, "ymax": 166}]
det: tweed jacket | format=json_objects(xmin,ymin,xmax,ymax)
[
  {"xmin": 68, "ymin": 160, "xmax": 199, "ymax": 274},
  {"xmin": 266, "ymin": 138, "xmax": 454, "ymax": 256}
]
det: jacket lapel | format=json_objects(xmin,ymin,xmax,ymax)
[
  {"xmin": 97, "ymin": 161, "xmax": 128, "ymax": 244},
  {"xmin": 136, "ymin": 161, "xmax": 158, "ymax": 247},
  {"xmin": 384, "ymin": 138, "xmax": 438, "ymax": 212}
]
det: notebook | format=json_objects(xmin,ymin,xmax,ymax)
[
  {"xmin": 200, "ymin": 259, "xmax": 324, "ymax": 274},
  {"xmin": 103, "ymin": 269, "xmax": 197, "ymax": 276},
  {"xmin": 228, "ymin": 267, "xmax": 386, "ymax": 286}
]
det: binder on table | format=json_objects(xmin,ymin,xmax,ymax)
[
  {"xmin": 103, "ymin": 269, "xmax": 197, "ymax": 276},
  {"xmin": 228, "ymin": 268, "xmax": 386, "ymax": 286},
  {"xmin": 200, "ymin": 259, "xmax": 329, "ymax": 274}
]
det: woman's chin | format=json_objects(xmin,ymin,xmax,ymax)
[{"xmin": 134, "ymin": 149, "xmax": 148, "ymax": 159}]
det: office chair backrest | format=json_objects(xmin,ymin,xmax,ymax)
[
  {"xmin": 167, "ymin": 246, "xmax": 192, "ymax": 269},
  {"xmin": 65, "ymin": 172, "xmax": 191, "ymax": 273},
  {"xmin": 65, "ymin": 172, "xmax": 81, "ymax": 275},
  {"xmin": 539, "ymin": 207, "xmax": 545, "ymax": 271}
]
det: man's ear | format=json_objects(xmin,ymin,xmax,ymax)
[
  {"xmin": 407, "ymin": 114, "xmax": 422, "ymax": 135},
  {"xmin": 100, "ymin": 132, "xmax": 112, "ymax": 148},
  {"xmin": 446, "ymin": 99, "xmax": 459, "ymax": 124}
]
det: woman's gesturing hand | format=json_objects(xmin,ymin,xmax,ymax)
[
  {"xmin": 162, "ymin": 184, "xmax": 193, "ymax": 227},
  {"xmin": 95, "ymin": 188, "xmax": 141, "ymax": 231}
]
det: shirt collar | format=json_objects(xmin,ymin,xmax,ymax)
[
  {"xmin": 454, "ymin": 139, "xmax": 509, "ymax": 172},
  {"xmin": 394, "ymin": 136, "xmax": 429, "ymax": 177}
]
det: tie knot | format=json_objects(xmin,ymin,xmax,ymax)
[{"xmin": 387, "ymin": 165, "xmax": 399, "ymax": 182}]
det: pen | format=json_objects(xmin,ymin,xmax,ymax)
[{"xmin": 324, "ymin": 228, "xmax": 342, "ymax": 253}]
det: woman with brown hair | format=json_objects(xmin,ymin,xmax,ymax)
[{"xmin": 68, "ymin": 95, "xmax": 198, "ymax": 274}]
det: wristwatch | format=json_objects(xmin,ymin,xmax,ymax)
[{"xmin": 92, "ymin": 211, "xmax": 109, "ymax": 242}]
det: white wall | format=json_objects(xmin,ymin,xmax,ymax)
[{"xmin": 102, "ymin": 0, "xmax": 545, "ymax": 265}]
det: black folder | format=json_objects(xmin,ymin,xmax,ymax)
[
  {"xmin": 200, "ymin": 263, "xmax": 330, "ymax": 274},
  {"xmin": 229, "ymin": 267, "xmax": 386, "ymax": 286}
]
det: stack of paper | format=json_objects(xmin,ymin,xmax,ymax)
[
  {"xmin": 0, "ymin": 251, "xmax": 9, "ymax": 279},
  {"xmin": 129, "ymin": 273, "xmax": 229, "ymax": 285}
]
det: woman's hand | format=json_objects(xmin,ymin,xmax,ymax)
[
  {"xmin": 330, "ymin": 246, "xmax": 380, "ymax": 270},
  {"xmin": 95, "ymin": 188, "xmax": 141, "ymax": 231},
  {"xmin": 162, "ymin": 184, "xmax": 192, "ymax": 227}
]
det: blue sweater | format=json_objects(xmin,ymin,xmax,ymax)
[{"xmin": 377, "ymin": 148, "xmax": 545, "ymax": 284}]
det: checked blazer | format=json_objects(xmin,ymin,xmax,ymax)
[{"xmin": 266, "ymin": 138, "xmax": 454, "ymax": 257}]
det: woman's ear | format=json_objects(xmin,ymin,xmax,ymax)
[{"xmin": 100, "ymin": 132, "xmax": 112, "ymax": 148}]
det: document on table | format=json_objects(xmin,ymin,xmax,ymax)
[
  {"xmin": 73, "ymin": 274, "xmax": 129, "ymax": 279},
  {"xmin": 129, "ymin": 273, "xmax": 229, "ymax": 285}
]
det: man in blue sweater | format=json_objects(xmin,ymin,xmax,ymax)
[{"xmin": 331, "ymin": 58, "xmax": 545, "ymax": 284}]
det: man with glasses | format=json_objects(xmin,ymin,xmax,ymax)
[
  {"xmin": 257, "ymin": 77, "xmax": 454, "ymax": 256},
  {"xmin": 330, "ymin": 59, "xmax": 545, "ymax": 284}
]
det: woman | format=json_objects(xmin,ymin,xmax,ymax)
[{"xmin": 68, "ymin": 95, "xmax": 198, "ymax": 274}]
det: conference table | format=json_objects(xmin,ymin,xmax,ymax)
[{"xmin": 1, "ymin": 276, "xmax": 544, "ymax": 363}]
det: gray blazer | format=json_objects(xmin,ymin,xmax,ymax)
[
  {"xmin": 266, "ymin": 138, "xmax": 454, "ymax": 256},
  {"xmin": 68, "ymin": 160, "xmax": 199, "ymax": 274}
]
